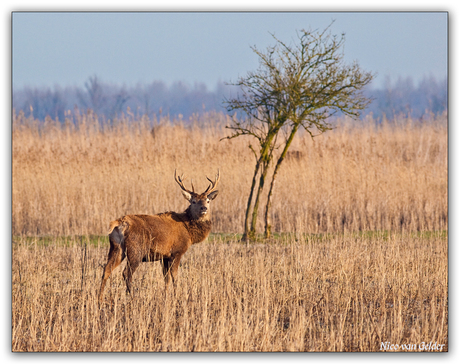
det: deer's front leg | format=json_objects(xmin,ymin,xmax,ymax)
[{"xmin": 162, "ymin": 255, "xmax": 182, "ymax": 287}]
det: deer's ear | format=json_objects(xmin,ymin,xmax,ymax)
[
  {"xmin": 208, "ymin": 190, "xmax": 219, "ymax": 200},
  {"xmin": 181, "ymin": 190, "xmax": 192, "ymax": 202}
]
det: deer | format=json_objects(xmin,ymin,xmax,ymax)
[{"xmin": 98, "ymin": 169, "xmax": 220, "ymax": 305}]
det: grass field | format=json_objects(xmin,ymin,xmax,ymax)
[{"xmin": 12, "ymin": 110, "xmax": 448, "ymax": 352}]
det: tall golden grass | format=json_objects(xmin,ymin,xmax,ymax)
[
  {"xmin": 12, "ymin": 110, "xmax": 448, "ymax": 352},
  {"xmin": 12, "ymin": 110, "xmax": 447, "ymax": 236},
  {"xmin": 12, "ymin": 232, "xmax": 447, "ymax": 351}
]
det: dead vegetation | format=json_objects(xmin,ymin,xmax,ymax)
[
  {"xmin": 11, "ymin": 110, "xmax": 448, "ymax": 351},
  {"xmin": 12, "ymin": 111, "xmax": 447, "ymax": 236},
  {"xmin": 12, "ymin": 232, "xmax": 447, "ymax": 352}
]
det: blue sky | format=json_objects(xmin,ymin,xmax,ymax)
[{"xmin": 12, "ymin": 11, "xmax": 447, "ymax": 91}]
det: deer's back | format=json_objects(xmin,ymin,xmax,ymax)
[{"xmin": 113, "ymin": 213, "xmax": 191, "ymax": 258}]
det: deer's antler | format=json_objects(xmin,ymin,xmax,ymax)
[
  {"xmin": 204, "ymin": 169, "xmax": 220, "ymax": 195},
  {"xmin": 174, "ymin": 170, "xmax": 194, "ymax": 194}
]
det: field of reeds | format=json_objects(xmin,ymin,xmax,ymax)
[{"xmin": 12, "ymin": 110, "xmax": 448, "ymax": 352}]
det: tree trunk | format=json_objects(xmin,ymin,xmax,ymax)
[
  {"xmin": 264, "ymin": 124, "xmax": 300, "ymax": 238},
  {"xmin": 249, "ymin": 159, "xmax": 270, "ymax": 238},
  {"xmin": 244, "ymin": 129, "xmax": 279, "ymax": 241},
  {"xmin": 242, "ymin": 157, "xmax": 262, "ymax": 242}
]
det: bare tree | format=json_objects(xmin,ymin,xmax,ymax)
[
  {"xmin": 77, "ymin": 75, "xmax": 107, "ymax": 114},
  {"xmin": 111, "ymin": 87, "xmax": 130, "ymax": 118},
  {"xmin": 224, "ymin": 23, "xmax": 374, "ymax": 241}
]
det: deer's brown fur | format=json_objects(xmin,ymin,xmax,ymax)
[{"xmin": 98, "ymin": 170, "xmax": 219, "ymax": 305}]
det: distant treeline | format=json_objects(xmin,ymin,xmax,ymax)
[{"xmin": 13, "ymin": 74, "xmax": 447, "ymax": 122}]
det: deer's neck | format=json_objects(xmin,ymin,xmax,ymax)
[{"xmin": 184, "ymin": 208, "xmax": 212, "ymax": 244}]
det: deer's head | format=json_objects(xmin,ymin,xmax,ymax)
[{"xmin": 175, "ymin": 170, "xmax": 220, "ymax": 220}]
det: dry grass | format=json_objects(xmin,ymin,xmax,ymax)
[
  {"xmin": 12, "ymin": 232, "xmax": 447, "ymax": 352},
  {"xmin": 12, "ymin": 110, "xmax": 447, "ymax": 236},
  {"xmin": 11, "ymin": 110, "xmax": 448, "ymax": 351}
]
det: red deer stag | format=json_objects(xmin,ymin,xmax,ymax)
[{"xmin": 98, "ymin": 169, "xmax": 220, "ymax": 304}]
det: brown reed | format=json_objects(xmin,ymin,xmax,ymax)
[
  {"xmin": 12, "ymin": 110, "xmax": 447, "ymax": 236},
  {"xmin": 11, "ymin": 110, "xmax": 448, "ymax": 351},
  {"xmin": 12, "ymin": 231, "xmax": 447, "ymax": 352}
]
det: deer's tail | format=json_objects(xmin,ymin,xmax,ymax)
[{"xmin": 108, "ymin": 219, "xmax": 126, "ymax": 246}]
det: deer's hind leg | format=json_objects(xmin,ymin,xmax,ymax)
[
  {"xmin": 122, "ymin": 247, "xmax": 143, "ymax": 296},
  {"xmin": 98, "ymin": 241, "xmax": 125, "ymax": 305}
]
